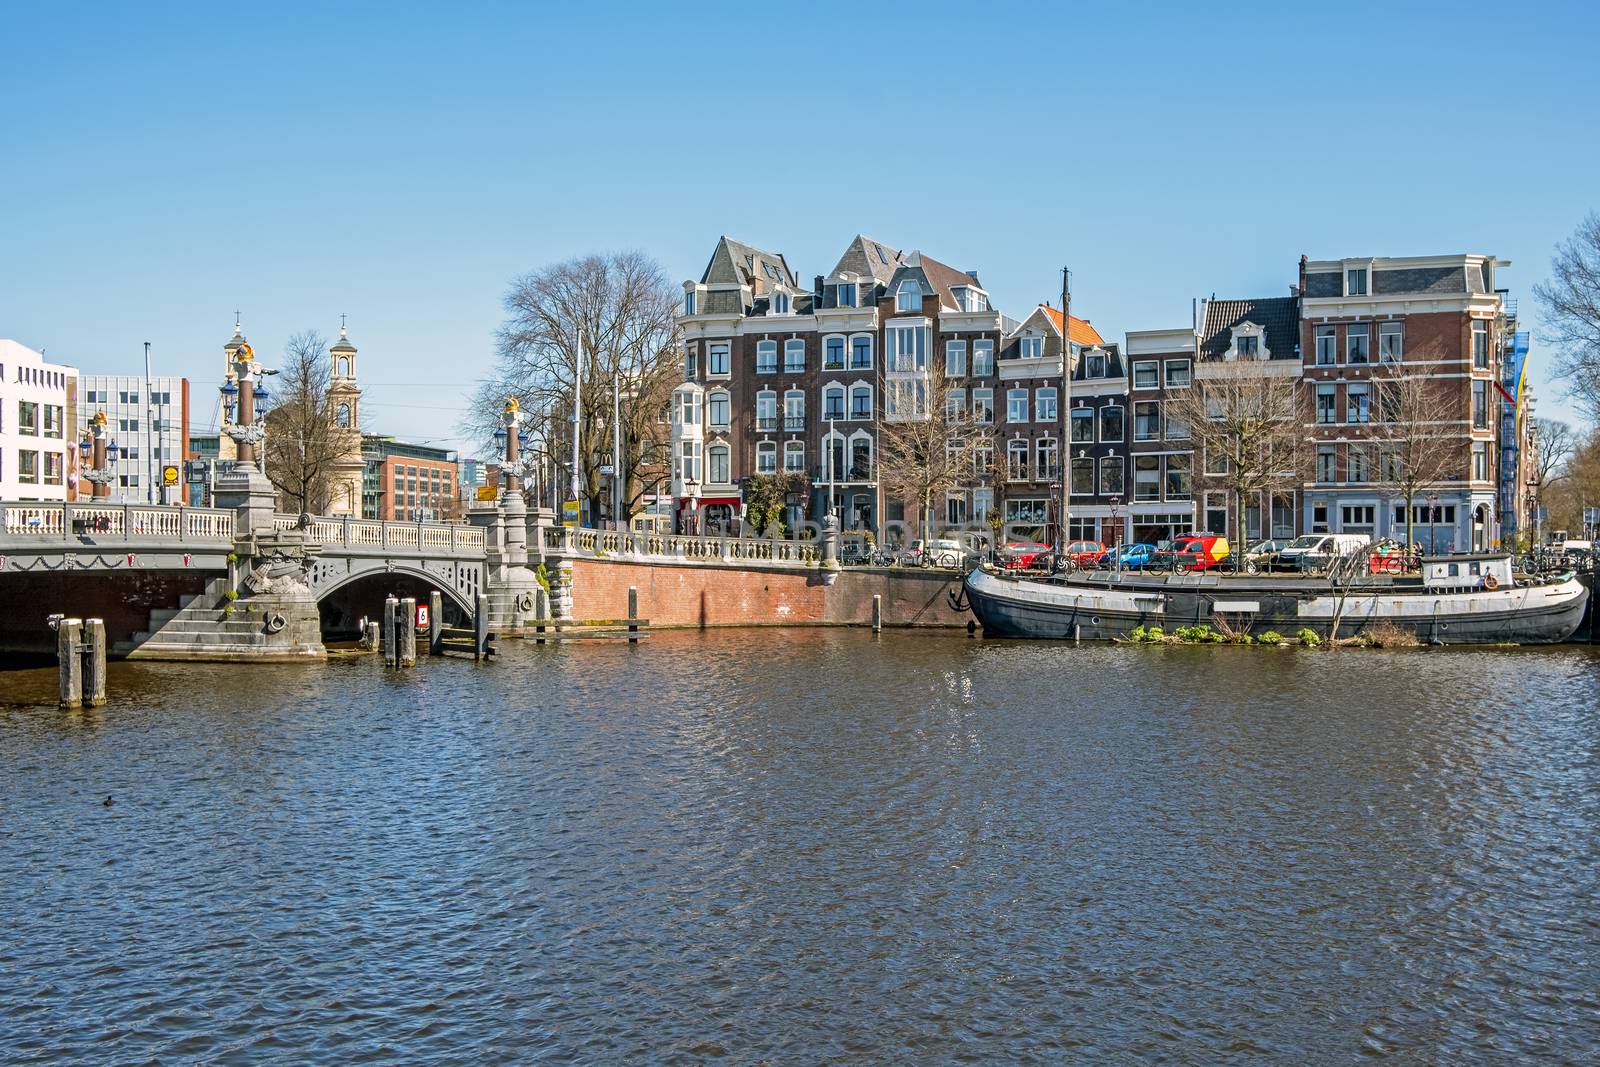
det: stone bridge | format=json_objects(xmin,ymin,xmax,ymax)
[{"xmin": 0, "ymin": 500, "xmax": 494, "ymax": 659}]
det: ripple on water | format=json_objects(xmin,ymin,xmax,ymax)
[{"xmin": 2, "ymin": 633, "xmax": 1598, "ymax": 1063}]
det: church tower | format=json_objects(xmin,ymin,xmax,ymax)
[{"xmin": 325, "ymin": 319, "xmax": 366, "ymax": 517}]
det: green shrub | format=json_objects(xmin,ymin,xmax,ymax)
[
  {"xmin": 534, "ymin": 563, "xmax": 551, "ymax": 592},
  {"xmin": 226, "ymin": 552, "xmax": 239, "ymax": 563},
  {"xmin": 222, "ymin": 605, "xmax": 235, "ymax": 618},
  {"xmin": 1257, "ymin": 630, "xmax": 1285, "ymax": 646},
  {"xmin": 1296, "ymin": 627, "xmax": 1322, "ymax": 648},
  {"xmin": 1144, "ymin": 625, "xmax": 1165, "ymax": 641},
  {"xmin": 223, "ymin": 589, "xmax": 239, "ymax": 601},
  {"xmin": 1175, "ymin": 624, "xmax": 1221, "ymax": 643}
]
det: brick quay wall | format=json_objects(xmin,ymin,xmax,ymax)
[{"xmin": 567, "ymin": 558, "xmax": 969, "ymax": 629}]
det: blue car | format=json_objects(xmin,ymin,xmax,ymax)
[{"xmin": 1096, "ymin": 542, "xmax": 1157, "ymax": 570}]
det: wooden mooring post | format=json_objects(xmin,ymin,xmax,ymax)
[
  {"xmin": 428, "ymin": 591, "xmax": 444, "ymax": 657},
  {"xmin": 872, "ymin": 593, "xmax": 882, "ymax": 633},
  {"xmin": 56, "ymin": 617, "xmax": 108, "ymax": 708},
  {"xmin": 397, "ymin": 597, "xmax": 417, "ymax": 667},
  {"xmin": 474, "ymin": 593, "xmax": 489, "ymax": 661},
  {"xmin": 382, "ymin": 595, "xmax": 398, "ymax": 666},
  {"xmin": 628, "ymin": 586, "xmax": 639, "ymax": 644}
]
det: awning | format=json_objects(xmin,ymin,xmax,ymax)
[{"xmin": 685, "ymin": 496, "xmax": 741, "ymax": 509}]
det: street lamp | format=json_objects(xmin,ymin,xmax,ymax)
[
  {"xmin": 80, "ymin": 412, "xmax": 116, "ymax": 498},
  {"xmin": 1427, "ymin": 491, "xmax": 1440, "ymax": 557},
  {"xmin": 1109, "ymin": 495, "xmax": 1123, "ymax": 571}
]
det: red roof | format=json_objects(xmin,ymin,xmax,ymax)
[{"xmin": 1040, "ymin": 305, "xmax": 1105, "ymax": 346}]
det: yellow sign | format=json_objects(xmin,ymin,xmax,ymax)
[
  {"xmin": 162, "ymin": 465, "xmax": 180, "ymax": 486},
  {"xmin": 476, "ymin": 485, "xmax": 499, "ymax": 501},
  {"xmin": 562, "ymin": 499, "xmax": 580, "ymax": 527}
]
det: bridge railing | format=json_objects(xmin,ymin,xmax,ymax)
[
  {"xmin": 546, "ymin": 524, "xmax": 819, "ymax": 565},
  {"xmin": 1, "ymin": 501, "xmax": 236, "ymax": 541},
  {"xmin": 273, "ymin": 514, "xmax": 485, "ymax": 553}
]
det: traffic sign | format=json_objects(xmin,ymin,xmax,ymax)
[
  {"xmin": 562, "ymin": 499, "xmax": 580, "ymax": 527},
  {"xmin": 476, "ymin": 485, "xmax": 499, "ymax": 501},
  {"xmin": 162, "ymin": 465, "xmax": 180, "ymax": 487},
  {"xmin": 415, "ymin": 602, "xmax": 431, "ymax": 632}
]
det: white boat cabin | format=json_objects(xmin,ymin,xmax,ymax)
[{"xmin": 1421, "ymin": 553, "xmax": 1514, "ymax": 591}]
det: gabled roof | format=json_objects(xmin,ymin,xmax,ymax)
[
  {"xmin": 700, "ymin": 236, "xmax": 795, "ymax": 294},
  {"xmin": 1199, "ymin": 296, "xmax": 1300, "ymax": 361},
  {"xmin": 1038, "ymin": 304, "xmax": 1105, "ymax": 346},
  {"xmin": 888, "ymin": 251, "xmax": 985, "ymax": 312},
  {"xmin": 829, "ymin": 234, "xmax": 903, "ymax": 286}
]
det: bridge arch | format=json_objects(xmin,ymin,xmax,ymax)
[{"xmin": 313, "ymin": 564, "xmax": 476, "ymax": 638}]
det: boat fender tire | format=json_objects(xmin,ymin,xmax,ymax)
[
  {"xmin": 1483, "ymin": 574, "xmax": 1499, "ymax": 590},
  {"xmin": 264, "ymin": 612, "xmax": 287, "ymax": 634}
]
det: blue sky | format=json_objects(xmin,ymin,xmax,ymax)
[{"xmin": 4, "ymin": 1, "xmax": 1597, "ymax": 453}]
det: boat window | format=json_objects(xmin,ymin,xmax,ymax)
[{"xmin": 1447, "ymin": 563, "xmax": 1460, "ymax": 577}]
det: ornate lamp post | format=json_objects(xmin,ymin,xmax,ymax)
[
  {"xmin": 214, "ymin": 339, "xmax": 279, "ymax": 528},
  {"xmin": 79, "ymin": 411, "xmax": 117, "ymax": 498}
]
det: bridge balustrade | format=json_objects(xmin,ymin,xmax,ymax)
[
  {"xmin": 1, "ymin": 501, "xmax": 236, "ymax": 541},
  {"xmin": 545, "ymin": 523, "xmax": 819, "ymax": 565}
]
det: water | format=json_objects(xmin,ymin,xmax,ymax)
[{"xmin": 3, "ymin": 632, "xmax": 1598, "ymax": 1064}]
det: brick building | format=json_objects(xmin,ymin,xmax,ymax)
[
  {"xmin": 361, "ymin": 435, "xmax": 458, "ymax": 521},
  {"xmin": 672, "ymin": 234, "xmax": 1103, "ymax": 542},
  {"xmin": 1297, "ymin": 253, "xmax": 1512, "ymax": 551}
]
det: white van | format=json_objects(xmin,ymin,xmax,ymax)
[{"xmin": 1279, "ymin": 532, "xmax": 1372, "ymax": 572}]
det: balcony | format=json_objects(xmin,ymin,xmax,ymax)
[
  {"xmin": 813, "ymin": 462, "xmax": 876, "ymax": 483},
  {"xmin": 784, "ymin": 416, "xmax": 806, "ymax": 432},
  {"xmin": 756, "ymin": 416, "xmax": 778, "ymax": 432}
]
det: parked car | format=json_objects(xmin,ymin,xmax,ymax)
[
  {"xmin": 1172, "ymin": 533, "xmax": 1232, "ymax": 573},
  {"xmin": 1050, "ymin": 539, "xmax": 1106, "ymax": 573},
  {"xmin": 997, "ymin": 540, "xmax": 1053, "ymax": 571},
  {"xmin": 1096, "ymin": 542, "xmax": 1157, "ymax": 570},
  {"xmin": 905, "ymin": 538, "xmax": 966, "ymax": 569},
  {"xmin": 1241, "ymin": 538, "xmax": 1292, "ymax": 574},
  {"xmin": 1278, "ymin": 533, "xmax": 1371, "ymax": 573}
]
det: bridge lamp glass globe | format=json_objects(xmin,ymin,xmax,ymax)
[
  {"xmin": 493, "ymin": 426, "xmax": 508, "ymax": 456},
  {"xmin": 106, "ymin": 440, "xmax": 120, "ymax": 462},
  {"xmin": 253, "ymin": 384, "xmax": 270, "ymax": 413}
]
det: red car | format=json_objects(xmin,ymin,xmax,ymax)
[
  {"xmin": 1171, "ymin": 533, "xmax": 1232, "ymax": 572},
  {"xmin": 998, "ymin": 540, "xmax": 1053, "ymax": 571},
  {"xmin": 1059, "ymin": 540, "xmax": 1106, "ymax": 568}
]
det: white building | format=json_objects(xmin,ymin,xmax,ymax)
[
  {"xmin": 0, "ymin": 339, "xmax": 77, "ymax": 501},
  {"xmin": 77, "ymin": 375, "xmax": 191, "ymax": 502}
]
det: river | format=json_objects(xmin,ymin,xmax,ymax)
[{"xmin": 3, "ymin": 632, "xmax": 1598, "ymax": 1064}]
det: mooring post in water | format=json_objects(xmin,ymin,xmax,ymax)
[
  {"xmin": 628, "ymin": 586, "xmax": 639, "ymax": 643},
  {"xmin": 83, "ymin": 619, "xmax": 107, "ymax": 707},
  {"xmin": 474, "ymin": 593, "xmax": 489, "ymax": 661},
  {"xmin": 534, "ymin": 586, "xmax": 548, "ymax": 645},
  {"xmin": 428, "ymin": 591, "xmax": 444, "ymax": 657},
  {"xmin": 57, "ymin": 618, "xmax": 83, "ymax": 708},
  {"xmin": 365, "ymin": 620, "xmax": 380, "ymax": 651},
  {"xmin": 872, "ymin": 593, "xmax": 882, "ymax": 633},
  {"xmin": 398, "ymin": 598, "xmax": 417, "ymax": 667},
  {"xmin": 382, "ymin": 595, "xmax": 398, "ymax": 666}
]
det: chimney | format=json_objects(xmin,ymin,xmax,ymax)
[
  {"xmin": 1298, "ymin": 254, "xmax": 1308, "ymax": 296},
  {"xmin": 814, "ymin": 275, "xmax": 824, "ymax": 296}
]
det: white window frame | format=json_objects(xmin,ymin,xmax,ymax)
[
  {"xmin": 755, "ymin": 389, "xmax": 778, "ymax": 431},
  {"xmin": 1379, "ymin": 321, "xmax": 1403, "ymax": 363},
  {"xmin": 848, "ymin": 383, "xmax": 872, "ymax": 420},
  {"xmin": 822, "ymin": 384, "xmax": 846, "ymax": 422},
  {"xmin": 783, "ymin": 440, "xmax": 806, "ymax": 472},
  {"xmin": 1020, "ymin": 335, "xmax": 1043, "ymax": 359},
  {"xmin": 1132, "ymin": 360, "xmax": 1158, "ymax": 389},
  {"xmin": 973, "ymin": 388, "xmax": 994, "ymax": 425},
  {"xmin": 972, "ymin": 339, "xmax": 994, "ymax": 375},
  {"xmin": 708, "ymin": 342, "xmax": 731, "ymax": 377},
  {"xmin": 896, "ymin": 280, "xmax": 921, "ymax": 312},
  {"xmin": 1035, "ymin": 387, "xmax": 1058, "ymax": 423},
  {"xmin": 823, "ymin": 335, "xmax": 846, "ymax": 370},
  {"xmin": 1099, "ymin": 404, "xmax": 1124, "ymax": 443},
  {"xmin": 706, "ymin": 389, "xmax": 729, "ymax": 429},
  {"xmin": 783, "ymin": 339, "xmax": 806, "ymax": 374},
  {"xmin": 1164, "ymin": 360, "xmax": 1191, "ymax": 389},
  {"xmin": 755, "ymin": 340, "xmax": 777, "ymax": 375},
  {"xmin": 707, "ymin": 443, "xmax": 731, "ymax": 485},
  {"xmin": 945, "ymin": 339, "xmax": 967, "ymax": 377},
  {"xmin": 755, "ymin": 441, "xmax": 778, "ymax": 475},
  {"xmin": 1007, "ymin": 388, "xmax": 1029, "ymax": 424},
  {"xmin": 849, "ymin": 333, "xmax": 873, "ymax": 370}
]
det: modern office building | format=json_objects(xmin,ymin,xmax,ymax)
[
  {"xmin": 1, "ymin": 339, "xmax": 77, "ymax": 502},
  {"xmin": 77, "ymin": 375, "xmax": 190, "ymax": 502}
]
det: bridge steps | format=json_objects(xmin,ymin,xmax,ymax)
[{"xmin": 113, "ymin": 577, "xmax": 287, "ymax": 657}]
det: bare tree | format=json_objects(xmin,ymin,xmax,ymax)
[
  {"xmin": 1367, "ymin": 370, "xmax": 1463, "ymax": 547},
  {"xmin": 877, "ymin": 359, "xmax": 993, "ymax": 537},
  {"xmin": 471, "ymin": 252, "xmax": 681, "ymax": 525},
  {"xmin": 1533, "ymin": 212, "xmax": 1600, "ymax": 424},
  {"xmin": 1164, "ymin": 360, "xmax": 1303, "ymax": 550},
  {"xmin": 264, "ymin": 331, "xmax": 343, "ymax": 516},
  {"xmin": 1532, "ymin": 417, "xmax": 1576, "ymax": 492},
  {"xmin": 1544, "ymin": 428, "xmax": 1600, "ymax": 533}
]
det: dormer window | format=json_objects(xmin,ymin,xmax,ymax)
[
  {"xmin": 837, "ymin": 282, "xmax": 856, "ymax": 309},
  {"xmin": 1086, "ymin": 349, "xmax": 1105, "ymax": 378},
  {"xmin": 1020, "ymin": 335, "xmax": 1043, "ymax": 359},
  {"xmin": 1227, "ymin": 322, "xmax": 1268, "ymax": 361},
  {"xmin": 1346, "ymin": 267, "xmax": 1368, "ymax": 296},
  {"xmin": 772, "ymin": 291, "xmax": 790, "ymax": 315},
  {"xmin": 896, "ymin": 280, "xmax": 921, "ymax": 312},
  {"xmin": 953, "ymin": 287, "xmax": 991, "ymax": 313},
  {"xmin": 1238, "ymin": 336, "xmax": 1259, "ymax": 358}
]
